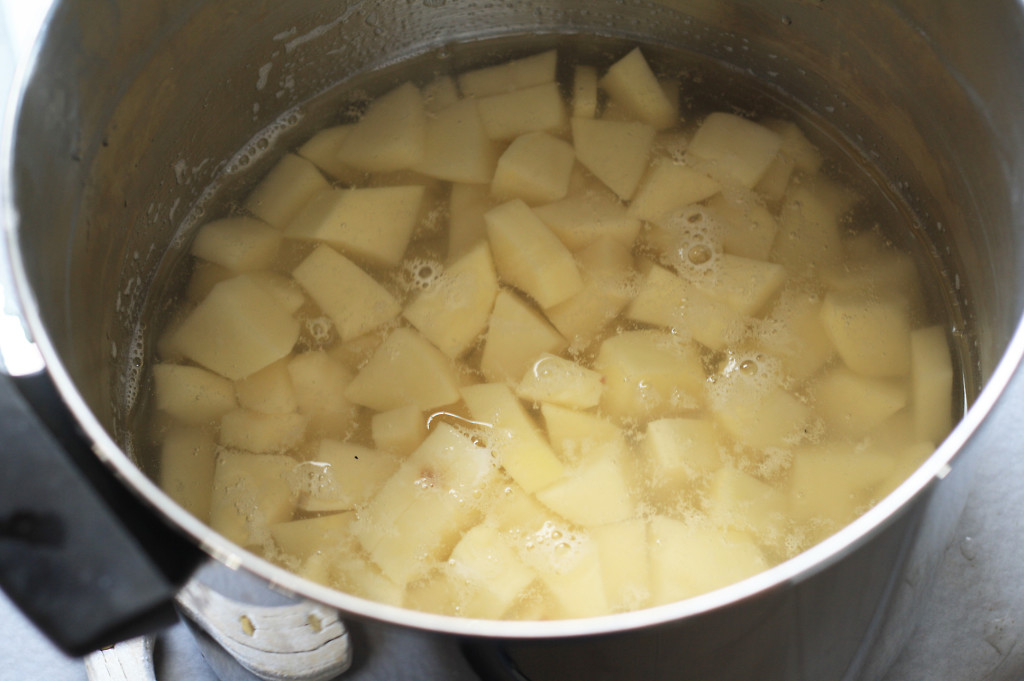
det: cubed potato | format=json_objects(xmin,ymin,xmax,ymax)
[
  {"xmin": 572, "ymin": 117, "xmax": 655, "ymax": 200},
  {"xmin": 540, "ymin": 403, "xmax": 626, "ymax": 464},
  {"xmin": 485, "ymin": 199, "xmax": 584, "ymax": 308},
  {"xmin": 371, "ymin": 404, "xmax": 427, "ymax": 456},
  {"xmin": 706, "ymin": 193, "xmax": 779, "ymax": 262},
  {"xmin": 595, "ymin": 330, "xmax": 706, "ymax": 422},
  {"xmin": 694, "ymin": 253, "xmax": 787, "ymax": 317},
  {"xmin": 754, "ymin": 152, "xmax": 796, "ymax": 202},
  {"xmin": 533, "ymin": 186, "xmax": 642, "ymax": 252},
  {"xmin": 487, "ymin": 482, "xmax": 562, "ymax": 537},
  {"xmin": 820, "ymin": 290, "xmax": 912, "ymax": 377},
  {"xmin": 628, "ymin": 159, "xmax": 721, "ymax": 222},
  {"xmin": 403, "ymin": 241, "xmax": 499, "ymax": 358},
  {"xmin": 771, "ymin": 179, "xmax": 854, "ymax": 277},
  {"xmin": 708, "ymin": 369, "xmax": 812, "ymax": 450},
  {"xmin": 448, "ymin": 524, "xmax": 537, "ymax": 619},
  {"xmin": 706, "ymin": 467, "xmax": 789, "ymax": 539},
  {"xmin": 648, "ymin": 516, "xmax": 767, "ymax": 605},
  {"xmin": 572, "ymin": 65, "xmax": 599, "ymax": 119},
  {"xmin": 788, "ymin": 443, "xmax": 897, "ymax": 525},
  {"xmin": 284, "ymin": 185, "xmax": 425, "ymax": 267},
  {"xmin": 153, "ymin": 363, "xmax": 237, "ymax": 425},
  {"xmin": 480, "ymin": 289, "xmax": 567, "ymax": 384},
  {"xmin": 458, "ymin": 50, "xmax": 558, "ymax": 97},
  {"xmin": 643, "ymin": 417, "xmax": 721, "ymax": 489},
  {"xmin": 757, "ymin": 287, "xmax": 835, "ymax": 382},
  {"xmin": 910, "ymin": 325, "xmax": 953, "ymax": 443},
  {"xmin": 296, "ymin": 125, "xmax": 362, "ymax": 184},
  {"xmin": 462, "ymin": 382, "xmax": 564, "ymax": 493},
  {"xmin": 292, "ymin": 245, "xmax": 401, "ymax": 342},
  {"xmin": 209, "ymin": 449, "xmax": 296, "ymax": 546},
  {"xmin": 515, "ymin": 353, "xmax": 604, "ymax": 409},
  {"xmin": 269, "ymin": 512, "xmax": 356, "ymax": 560},
  {"xmin": 491, "ymin": 132, "xmax": 576, "ymax": 204},
  {"xmin": 287, "ymin": 351, "xmax": 357, "ymax": 435},
  {"xmin": 592, "ymin": 519, "xmax": 650, "ymax": 612},
  {"xmin": 171, "ymin": 275, "xmax": 300, "ymax": 380},
  {"xmin": 535, "ymin": 456, "xmax": 634, "ymax": 526},
  {"xmin": 185, "ymin": 260, "xmax": 234, "ymax": 303},
  {"xmin": 332, "ymin": 555, "xmax": 403, "ymax": 605},
  {"xmin": 191, "ymin": 216, "xmax": 281, "ymax": 272},
  {"xmin": 477, "ymin": 82, "xmax": 568, "ymax": 141},
  {"xmin": 826, "ymin": 244, "xmax": 926, "ymax": 318},
  {"xmin": 344, "ymin": 327, "xmax": 461, "ymax": 411},
  {"xmin": 600, "ymin": 48, "xmax": 677, "ymax": 130},
  {"xmin": 537, "ymin": 539, "xmax": 610, "ymax": 619},
  {"xmin": 762, "ymin": 118, "xmax": 823, "ymax": 174},
  {"xmin": 421, "ymin": 75, "xmax": 460, "ymax": 112},
  {"xmin": 812, "ymin": 367, "xmax": 908, "ymax": 437},
  {"xmin": 686, "ymin": 113, "xmax": 782, "ymax": 188},
  {"xmin": 234, "ymin": 358, "xmax": 297, "ymax": 415},
  {"xmin": 296, "ymin": 440, "xmax": 400, "ymax": 512},
  {"xmin": 448, "ymin": 182, "xmax": 499, "ymax": 261},
  {"xmin": 247, "ymin": 271, "xmax": 306, "ymax": 315},
  {"xmin": 219, "ymin": 408, "xmax": 308, "ymax": 454},
  {"xmin": 336, "ymin": 82, "xmax": 426, "ymax": 172},
  {"xmin": 413, "ymin": 98, "xmax": 499, "ymax": 184},
  {"xmin": 243, "ymin": 154, "xmax": 329, "ymax": 229},
  {"xmin": 159, "ymin": 426, "xmax": 217, "ymax": 521}
]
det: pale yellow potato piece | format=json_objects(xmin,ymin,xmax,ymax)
[
  {"xmin": 534, "ymin": 186, "xmax": 642, "ymax": 251},
  {"xmin": 159, "ymin": 426, "xmax": 217, "ymax": 521},
  {"xmin": 292, "ymin": 245, "xmax": 401, "ymax": 342},
  {"xmin": 243, "ymin": 154, "xmax": 329, "ymax": 229},
  {"xmin": 592, "ymin": 519, "xmax": 650, "ymax": 612},
  {"xmin": 826, "ymin": 243, "xmax": 926, "ymax": 317},
  {"xmin": 600, "ymin": 48, "xmax": 677, "ymax": 130},
  {"xmin": 285, "ymin": 185, "xmax": 425, "ymax": 267},
  {"xmin": 540, "ymin": 403, "xmax": 626, "ymax": 465},
  {"xmin": 421, "ymin": 75, "xmax": 459, "ymax": 113},
  {"xmin": 572, "ymin": 117, "xmax": 655, "ymax": 200},
  {"xmin": 332, "ymin": 555, "xmax": 403, "ymax": 606},
  {"xmin": 910, "ymin": 325, "xmax": 953, "ymax": 442},
  {"xmin": 287, "ymin": 351, "xmax": 356, "ymax": 436},
  {"xmin": 537, "ymin": 539, "xmax": 610, "ymax": 619},
  {"xmin": 754, "ymin": 152, "xmax": 796, "ymax": 202},
  {"xmin": 694, "ymin": 253, "xmax": 787, "ymax": 317},
  {"xmin": 296, "ymin": 124, "xmax": 362, "ymax": 184},
  {"xmin": 458, "ymin": 50, "xmax": 558, "ymax": 98},
  {"xmin": 820, "ymin": 290, "xmax": 912, "ymax": 377},
  {"xmin": 153, "ymin": 363, "xmax": 237, "ymax": 425},
  {"xmin": 788, "ymin": 443, "xmax": 897, "ymax": 525},
  {"xmin": 185, "ymin": 260, "xmax": 233, "ymax": 303},
  {"xmin": 706, "ymin": 467, "xmax": 789, "ymax": 538},
  {"xmin": 171, "ymin": 275, "xmax": 300, "ymax": 380},
  {"xmin": 595, "ymin": 330, "xmax": 706, "ymax": 422},
  {"xmin": 491, "ymin": 132, "xmax": 576, "ymax": 204},
  {"xmin": 709, "ymin": 370, "xmax": 812, "ymax": 450},
  {"xmin": 535, "ymin": 456, "xmax": 634, "ymax": 527},
  {"xmin": 210, "ymin": 449, "xmax": 296, "ymax": 546},
  {"xmin": 191, "ymin": 216, "xmax": 281, "ymax": 272},
  {"xmin": 515, "ymin": 353, "xmax": 604, "ymax": 409},
  {"xmin": 247, "ymin": 271, "xmax": 306, "ymax": 315},
  {"xmin": 448, "ymin": 524, "xmax": 537, "ymax": 619},
  {"xmin": 480, "ymin": 289, "xmax": 567, "ymax": 384},
  {"xmin": 336, "ymin": 82, "xmax": 426, "ymax": 172},
  {"xmin": 813, "ymin": 367, "xmax": 908, "ymax": 437},
  {"xmin": 772, "ymin": 178, "xmax": 855, "ymax": 277},
  {"xmin": 345, "ymin": 327, "xmax": 461, "ymax": 411},
  {"xmin": 413, "ymin": 98, "xmax": 499, "ymax": 184},
  {"xmin": 234, "ymin": 358, "xmax": 297, "ymax": 415},
  {"xmin": 706, "ymin": 194, "xmax": 780, "ymax": 271},
  {"xmin": 487, "ymin": 482, "xmax": 561, "ymax": 536},
  {"xmin": 403, "ymin": 241, "xmax": 499, "ymax": 358},
  {"xmin": 477, "ymin": 82, "xmax": 568, "ymax": 141},
  {"xmin": 687, "ymin": 113, "xmax": 782, "ymax": 188},
  {"xmin": 572, "ymin": 65, "xmax": 598, "ymax": 119},
  {"xmin": 485, "ymin": 199, "xmax": 584, "ymax": 308},
  {"xmin": 462, "ymin": 382, "xmax": 564, "ymax": 493},
  {"xmin": 269, "ymin": 512, "xmax": 356, "ymax": 560},
  {"xmin": 643, "ymin": 417, "xmax": 721, "ymax": 489},
  {"xmin": 296, "ymin": 440, "xmax": 400, "ymax": 512},
  {"xmin": 757, "ymin": 287, "xmax": 835, "ymax": 382},
  {"xmin": 628, "ymin": 159, "xmax": 721, "ymax": 222},
  {"xmin": 219, "ymin": 409, "xmax": 308, "ymax": 454},
  {"xmin": 448, "ymin": 182, "xmax": 499, "ymax": 261},
  {"xmin": 762, "ymin": 117, "xmax": 823, "ymax": 174},
  {"xmin": 648, "ymin": 517, "xmax": 767, "ymax": 605},
  {"xmin": 371, "ymin": 404, "xmax": 427, "ymax": 456}
]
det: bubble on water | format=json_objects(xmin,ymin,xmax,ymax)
[
  {"xmin": 305, "ymin": 316, "xmax": 334, "ymax": 346},
  {"xmin": 401, "ymin": 258, "xmax": 443, "ymax": 291}
]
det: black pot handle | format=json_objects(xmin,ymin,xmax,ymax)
[{"xmin": 0, "ymin": 368, "xmax": 205, "ymax": 656}]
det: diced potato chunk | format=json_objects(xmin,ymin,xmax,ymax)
[
  {"xmin": 910, "ymin": 325, "xmax": 953, "ymax": 442},
  {"xmin": 371, "ymin": 405, "xmax": 427, "ymax": 456},
  {"xmin": 708, "ymin": 366, "xmax": 812, "ymax": 450},
  {"xmin": 694, "ymin": 253, "xmax": 787, "ymax": 317},
  {"xmin": 541, "ymin": 403, "xmax": 626, "ymax": 464},
  {"xmin": 248, "ymin": 271, "xmax": 306, "ymax": 315},
  {"xmin": 243, "ymin": 154, "xmax": 329, "ymax": 229},
  {"xmin": 788, "ymin": 443, "xmax": 897, "ymax": 525},
  {"xmin": 485, "ymin": 199, "xmax": 584, "ymax": 308},
  {"xmin": 296, "ymin": 440, "xmax": 400, "ymax": 512},
  {"xmin": 706, "ymin": 467, "xmax": 788, "ymax": 538},
  {"xmin": 572, "ymin": 117, "xmax": 655, "ymax": 200},
  {"xmin": 171, "ymin": 275, "xmax": 300, "ymax": 380},
  {"xmin": 687, "ymin": 113, "xmax": 782, "ymax": 188},
  {"xmin": 285, "ymin": 185, "xmax": 425, "ymax": 267},
  {"xmin": 421, "ymin": 75, "xmax": 459, "ymax": 112},
  {"xmin": 448, "ymin": 182, "xmax": 498, "ymax": 261},
  {"xmin": 458, "ymin": 50, "xmax": 558, "ymax": 97},
  {"xmin": 344, "ymin": 327, "xmax": 461, "ymax": 411},
  {"xmin": 191, "ymin": 217, "xmax": 281, "ymax": 272},
  {"xmin": 234, "ymin": 358, "xmax": 297, "ymax": 415},
  {"xmin": 534, "ymin": 187, "xmax": 642, "ymax": 252},
  {"xmin": 706, "ymin": 194, "xmax": 780, "ymax": 262},
  {"xmin": 592, "ymin": 519, "xmax": 650, "ymax": 612},
  {"xmin": 336, "ymin": 82, "xmax": 426, "ymax": 172},
  {"xmin": 477, "ymin": 82, "xmax": 568, "ymax": 140},
  {"xmin": 820, "ymin": 290, "xmax": 912, "ymax": 377},
  {"xmin": 219, "ymin": 409, "xmax": 308, "ymax": 454},
  {"xmin": 448, "ymin": 524, "xmax": 537, "ymax": 619},
  {"xmin": 600, "ymin": 48, "xmax": 677, "ymax": 130},
  {"xmin": 813, "ymin": 367, "xmax": 908, "ymax": 437},
  {"xmin": 270, "ymin": 512, "xmax": 356, "ymax": 560},
  {"xmin": 629, "ymin": 160, "xmax": 721, "ymax": 222},
  {"xmin": 491, "ymin": 132, "xmax": 576, "ymax": 204},
  {"xmin": 537, "ymin": 539, "xmax": 610, "ymax": 619},
  {"xmin": 296, "ymin": 125, "xmax": 362, "ymax": 184},
  {"xmin": 292, "ymin": 245, "xmax": 401, "ymax": 342},
  {"xmin": 572, "ymin": 65, "xmax": 598, "ymax": 119},
  {"xmin": 771, "ymin": 179, "xmax": 854, "ymax": 277},
  {"xmin": 515, "ymin": 353, "xmax": 604, "ymax": 409},
  {"xmin": 287, "ymin": 351, "xmax": 356, "ymax": 435},
  {"xmin": 210, "ymin": 449, "xmax": 296, "ymax": 546},
  {"xmin": 643, "ymin": 417, "xmax": 720, "ymax": 489},
  {"xmin": 535, "ymin": 456, "xmax": 634, "ymax": 526},
  {"xmin": 763, "ymin": 118, "xmax": 823, "ymax": 174},
  {"xmin": 160, "ymin": 426, "xmax": 217, "ymax": 521},
  {"xmin": 403, "ymin": 241, "xmax": 499, "ymax": 358},
  {"xmin": 413, "ymin": 98, "xmax": 499, "ymax": 183},
  {"xmin": 757, "ymin": 287, "xmax": 835, "ymax": 382},
  {"xmin": 480, "ymin": 289, "xmax": 567, "ymax": 384},
  {"xmin": 153, "ymin": 363, "xmax": 237, "ymax": 425}
]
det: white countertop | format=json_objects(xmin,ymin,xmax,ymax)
[{"xmin": 1, "ymin": 3, "xmax": 1022, "ymax": 680}]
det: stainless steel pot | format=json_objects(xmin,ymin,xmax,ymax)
[{"xmin": 3, "ymin": 1, "xmax": 1024, "ymax": 679}]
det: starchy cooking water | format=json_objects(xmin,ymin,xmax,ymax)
[{"xmin": 137, "ymin": 37, "xmax": 967, "ymax": 620}]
